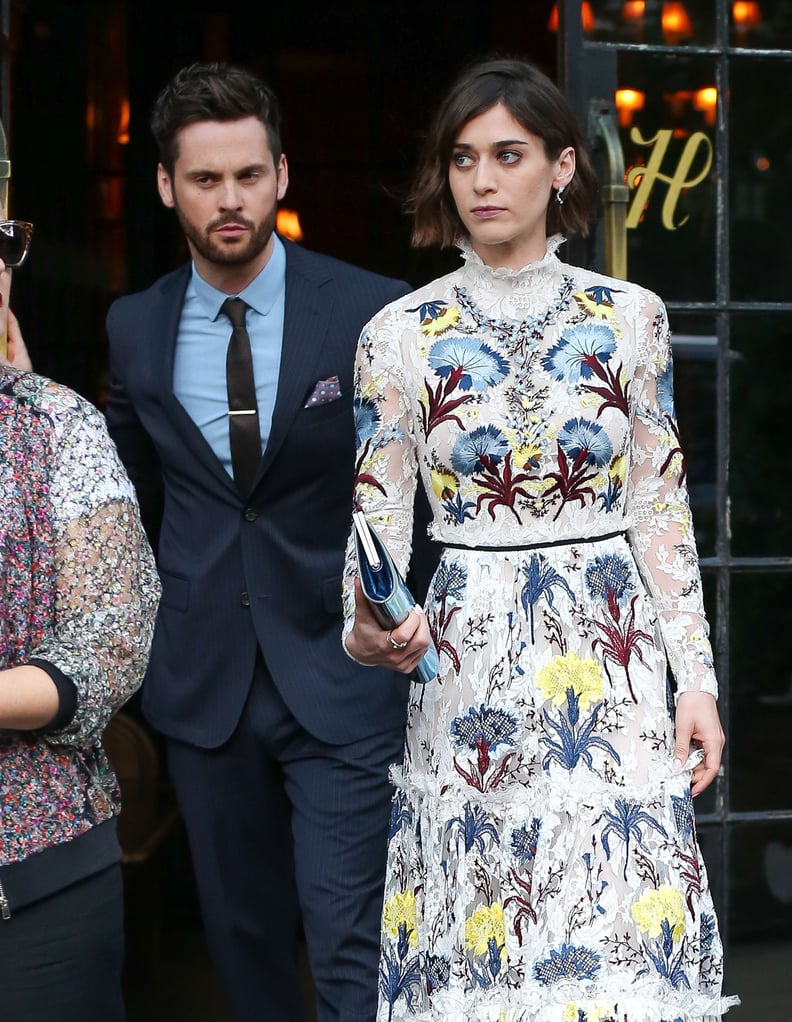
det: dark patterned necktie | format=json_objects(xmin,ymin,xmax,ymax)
[{"xmin": 221, "ymin": 297, "xmax": 261, "ymax": 493}]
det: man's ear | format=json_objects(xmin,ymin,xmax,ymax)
[
  {"xmin": 276, "ymin": 153, "xmax": 289, "ymax": 203},
  {"xmin": 157, "ymin": 163, "xmax": 175, "ymax": 209}
]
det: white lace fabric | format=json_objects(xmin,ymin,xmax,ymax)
[{"xmin": 343, "ymin": 241, "xmax": 735, "ymax": 1020}]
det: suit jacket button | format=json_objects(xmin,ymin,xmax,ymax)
[
  {"xmin": 240, "ymin": 592, "xmax": 251, "ymax": 607},
  {"xmin": 244, "ymin": 508, "xmax": 258, "ymax": 522}
]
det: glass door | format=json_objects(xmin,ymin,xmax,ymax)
[{"xmin": 557, "ymin": 2, "xmax": 792, "ymax": 1015}]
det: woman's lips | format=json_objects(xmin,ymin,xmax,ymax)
[{"xmin": 471, "ymin": 207, "xmax": 505, "ymax": 219}]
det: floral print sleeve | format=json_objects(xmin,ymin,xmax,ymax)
[
  {"xmin": 4, "ymin": 376, "xmax": 160, "ymax": 747},
  {"xmin": 342, "ymin": 309, "xmax": 420, "ymax": 639},
  {"xmin": 626, "ymin": 299, "xmax": 717, "ymax": 699}
]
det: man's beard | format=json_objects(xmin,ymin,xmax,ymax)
[{"xmin": 173, "ymin": 201, "xmax": 277, "ymax": 267}]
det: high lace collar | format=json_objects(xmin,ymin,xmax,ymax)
[{"xmin": 457, "ymin": 234, "xmax": 565, "ymax": 289}]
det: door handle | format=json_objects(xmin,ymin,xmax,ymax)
[{"xmin": 588, "ymin": 99, "xmax": 630, "ymax": 280}]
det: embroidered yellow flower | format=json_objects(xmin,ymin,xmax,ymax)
[
  {"xmin": 689, "ymin": 627, "xmax": 714, "ymax": 661},
  {"xmin": 563, "ymin": 1003, "xmax": 612, "ymax": 1022},
  {"xmin": 631, "ymin": 885, "xmax": 686, "ymax": 942},
  {"xmin": 383, "ymin": 890, "xmax": 418, "ymax": 946},
  {"xmin": 432, "ymin": 468, "xmax": 458, "ymax": 501},
  {"xmin": 536, "ymin": 652, "xmax": 604, "ymax": 710},
  {"xmin": 573, "ymin": 290, "xmax": 617, "ymax": 323},
  {"xmin": 420, "ymin": 305, "xmax": 460, "ymax": 336},
  {"xmin": 512, "ymin": 442, "xmax": 542, "ymax": 471},
  {"xmin": 465, "ymin": 903, "xmax": 507, "ymax": 960},
  {"xmin": 609, "ymin": 454, "xmax": 626, "ymax": 485}
]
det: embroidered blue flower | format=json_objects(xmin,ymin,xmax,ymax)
[
  {"xmin": 657, "ymin": 360, "xmax": 677, "ymax": 418},
  {"xmin": 451, "ymin": 425, "xmax": 510, "ymax": 475},
  {"xmin": 354, "ymin": 396, "xmax": 381, "ymax": 445},
  {"xmin": 542, "ymin": 324, "xmax": 616, "ymax": 382},
  {"xmin": 671, "ymin": 790, "xmax": 695, "ymax": 843},
  {"xmin": 584, "ymin": 553, "xmax": 636, "ymax": 606},
  {"xmin": 424, "ymin": 953, "xmax": 451, "ymax": 995},
  {"xmin": 450, "ymin": 704, "xmax": 519, "ymax": 754},
  {"xmin": 510, "ymin": 818, "xmax": 541, "ymax": 867},
  {"xmin": 389, "ymin": 789, "xmax": 413, "ymax": 840},
  {"xmin": 447, "ymin": 802, "xmax": 500, "ymax": 854},
  {"xmin": 533, "ymin": 943, "xmax": 602, "ymax": 985},
  {"xmin": 557, "ymin": 417, "xmax": 613, "ymax": 468},
  {"xmin": 521, "ymin": 553, "xmax": 576, "ymax": 644},
  {"xmin": 431, "ymin": 560, "xmax": 468, "ymax": 604},
  {"xmin": 700, "ymin": 912, "xmax": 716, "ymax": 955},
  {"xmin": 428, "ymin": 336, "xmax": 509, "ymax": 392},
  {"xmin": 598, "ymin": 798, "xmax": 667, "ymax": 881}
]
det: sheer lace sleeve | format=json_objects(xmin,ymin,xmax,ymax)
[
  {"xmin": 626, "ymin": 299, "xmax": 718, "ymax": 700},
  {"xmin": 33, "ymin": 388, "xmax": 161, "ymax": 747},
  {"xmin": 342, "ymin": 307, "xmax": 420, "ymax": 645}
]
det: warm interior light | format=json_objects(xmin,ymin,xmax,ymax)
[
  {"xmin": 692, "ymin": 86, "xmax": 718, "ymax": 125},
  {"xmin": 547, "ymin": 3, "xmax": 595, "ymax": 32},
  {"xmin": 662, "ymin": 1, "xmax": 693, "ymax": 43},
  {"xmin": 117, "ymin": 97, "xmax": 130, "ymax": 145},
  {"xmin": 755, "ymin": 155, "xmax": 770, "ymax": 171},
  {"xmin": 615, "ymin": 88, "xmax": 646, "ymax": 128},
  {"xmin": 276, "ymin": 208, "xmax": 304, "ymax": 242},
  {"xmin": 733, "ymin": 1, "xmax": 761, "ymax": 26},
  {"xmin": 622, "ymin": 0, "xmax": 646, "ymax": 20},
  {"xmin": 582, "ymin": 2, "xmax": 595, "ymax": 30}
]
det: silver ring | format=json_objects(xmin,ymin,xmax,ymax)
[{"xmin": 386, "ymin": 631, "xmax": 408, "ymax": 651}]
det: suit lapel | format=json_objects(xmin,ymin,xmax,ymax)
[
  {"xmin": 151, "ymin": 266, "xmax": 239, "ymax": 496},
  {"xmin": 256, "ymin": 243, "xmax": 334, "ymax": 480}
]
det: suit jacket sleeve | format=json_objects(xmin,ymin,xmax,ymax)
[{"xmin": 105, "ymin": 302, "xmax": 165, "ymax": 551}]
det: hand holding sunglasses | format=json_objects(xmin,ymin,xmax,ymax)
[{"xmin": 0, "ymin": 220, "xmax": 33, "ymax": 268}]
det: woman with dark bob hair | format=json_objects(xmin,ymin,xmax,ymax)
[{"xmin": 344, "ymin": 58, "xmax": 737, "ymax": 1021}]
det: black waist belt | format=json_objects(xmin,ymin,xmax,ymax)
[{"xmin": 442, "ymin": 529, "xmax": 627, "ymax": 553}]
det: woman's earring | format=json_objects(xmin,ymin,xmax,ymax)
[{"xmin": 555, "ymin": 185, "xmax": 565, "ymax": 206}]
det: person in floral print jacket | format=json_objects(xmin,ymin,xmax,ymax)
[{"xmin": 0, "ymin": 230, "xmax": 160, "ymax": 1021}]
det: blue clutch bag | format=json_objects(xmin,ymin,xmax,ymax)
[{"xmin": 352, "ymin": 510, "xmax": 439, "ymax": 685}]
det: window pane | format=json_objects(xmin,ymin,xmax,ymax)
[
  {"xmin": 586, "ymin": 0, "xmax": 715, "ymax": 45},
  {"xmin": 670, "ymin": 314, "xmax": 718, "ymax": 556},
  {"xmin": 730, "ymin": 0, "xmax": 792, "ymax": 49},
  {"xmin": 730, "ymin": 572, "xmax": 792, "ymax": 813},
  {"xmin": 730, "ymin": 59, "xmax": 792, "ymax": 301},
  {"xmin": 730, "ymin": 314, "xmax": 792, "ymax": 557},
  {"xmin": 728, "ymin": 821, "xmax": 792, "ymax": 1020},
  {"xmin": 613, "ymin": 53, "xmax": 717, "ymax": 301}
]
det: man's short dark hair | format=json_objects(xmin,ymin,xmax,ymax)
[
  {"xmin": 151, "ymin": 62, "xmax": 282, "ymax": 174},
  {"xmin": 409, "ymin": 58, "xmax": 599, "ymax": 247}
]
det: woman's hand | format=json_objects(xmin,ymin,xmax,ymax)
[
  {"xmin": 3, "ymin": 309, "xmax": 33, "ymax": 370},
  {"xmin": 674, "ymin": 690, "xmax": 725, "ymax": 796},
  {"xmin": 345, "ymin": 578, "xmax": 431, "ymax": 675}
]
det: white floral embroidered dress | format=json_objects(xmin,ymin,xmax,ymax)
[{"xmin": 344, "ymin": 238, "xmax": 737, "ymax": 1022}]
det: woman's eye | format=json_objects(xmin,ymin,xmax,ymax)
[
  {"xmin": 452, "ymin": 152, "xmax": 473, "ymax": 168},
  {"xmin": 498, "ymin": 150, "xmax": 521, "ymax": 165}
]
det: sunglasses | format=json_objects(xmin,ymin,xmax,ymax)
[{"xmin": 0, "ymin": 220, "xmax": 33, "ymax": 268}]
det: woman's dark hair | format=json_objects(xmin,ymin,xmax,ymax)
[
  {"xmin": 151, "ymin": 62, "xmax": 282, "ymax": 174},
  {"xmin": 409, "ymin": 58, "xmax": 599, "ymax": 247}
]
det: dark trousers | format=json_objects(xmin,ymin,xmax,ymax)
[
  {"xmin": 0, "ymin": 863, "xmax": 125, "ymax": 1022},
  {"xmin": 167, "ymin": 656, "xmax": 404, "ymax": 1022}
]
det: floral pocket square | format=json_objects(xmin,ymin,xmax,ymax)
[{"xmin": 304, "ymin": 375, "xmax": 342, "ymax": 408}]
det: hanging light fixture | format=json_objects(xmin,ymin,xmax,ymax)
[
  {"xmin": 692, "ymin": 86, "xmax": 718, "ymax": 126},
  {"xmin": 615, "ymin": 88, "xmax": 646, "ymax": 128},
  {"xmin": 661, "ymin": 1, "xmax": 694, "ymax": 43},
  {"xmin": 547, "ymin": 2, "xmax": 596, "ymax": 33},
  {"xmin": 276, "ymin": 208, "xmax": 304, "ymax": 242},
  {"xmin": 732, "ymin": 2, "xmax": 761, "ymax": 27},
  {"xmin": 621, "ymin": 1, "xmax": 646, "ymax": 21}
]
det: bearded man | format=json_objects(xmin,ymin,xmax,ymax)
[{"xmin": 106, "ymin": 62, "xmax": 411, "ymax": 1022}]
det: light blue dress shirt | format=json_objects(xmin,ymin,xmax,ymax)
[{"xmin": 173, "ymin": 236, "xmax": 287, "ymax": 478}]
